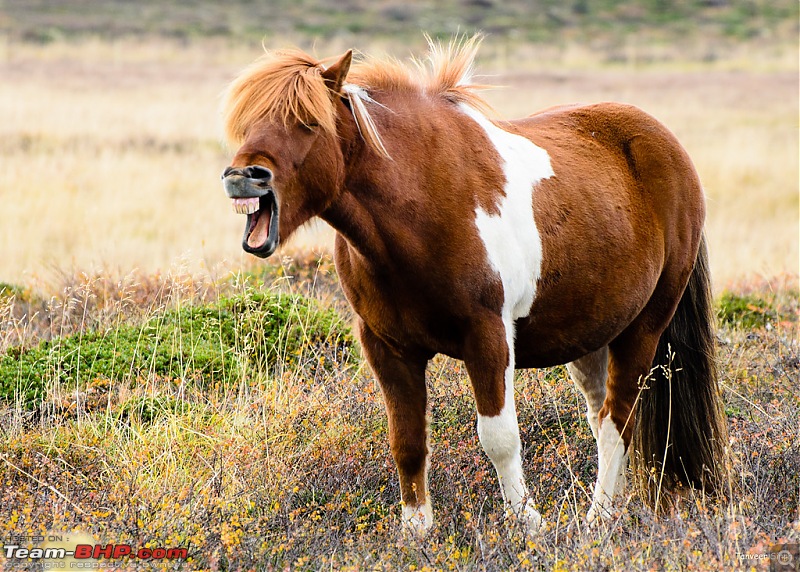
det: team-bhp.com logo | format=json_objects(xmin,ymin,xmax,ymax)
[
  {"xmin": 3, "ymin": 533, "xmax": 188, "ymax": 568},
  {"xmin": 4, "ymin": 544, "xmax": 187, "ymax": 560}
]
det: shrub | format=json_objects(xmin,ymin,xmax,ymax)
[
  {"xmin": 717, "ymin": 291, "xmax": 777, "ymax": 329},
  {"xmin": 117, "ymin": 394, "xmax": 193, "ymax": 423}
]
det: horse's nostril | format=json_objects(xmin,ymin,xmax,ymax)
[
  {"xmin": 222, "ymin": 166, "xmax": 239, "ymax": 179},
  {"xmin": 243, "ymin": 165, "xmax": 273, "ymax": 181}
]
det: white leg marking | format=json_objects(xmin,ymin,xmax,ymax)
[
  {"xmin": 567, "ymin": 348, "xmax": 608, "ymax": 440},
  {"xmin": 477, "ymin": 316, "xmax": 543, "ymax": 534},
  {"xmin": 400, "ymin": 420, "xmax": 432, "ymax": 535},
  {"xmin": 402, "ymin": 502, "xmax": 433, "ymax": 536},
  {"xmin": 462, "ymin": 105, "xmax": 553, "ymax": 535},
  {"xmin": 586, "ymin": 417, "xmax": 629, "ymax": 526}
]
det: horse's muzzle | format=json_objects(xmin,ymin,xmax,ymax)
[{"xmin": 222, "ymin": 165, "xmax": 274, "ymax": 199}]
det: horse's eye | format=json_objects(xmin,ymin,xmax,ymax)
[{"xmin": 303, "ymin": 122, "xmax": 320, "ymax": 132}]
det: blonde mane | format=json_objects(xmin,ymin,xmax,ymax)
[
  {"xmin": 349, "ymin": 35, "xmax": 492, "ymax": 113},
  {"xmin": 222, "ymin": 36, "xmax": 493, "ymax": 157}
]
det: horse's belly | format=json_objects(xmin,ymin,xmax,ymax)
[
  {"xmin": 507, "ymin": 271, "xmax": 653, "ymax": 366},
  {"xmin": 512, "ymin": 266, "xmax": 659, "ymax": 368},
  {"xmin": 512, "ymin": 319, "xmax": 616, "ymax": 368}
]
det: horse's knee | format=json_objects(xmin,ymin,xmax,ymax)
[
  {"xmin": 477, "ymin": 410, "xmax": 521, "ymax": 464},
  {"xmin": 390, "ymin": 441, "xmax": 428, "ymax": 479}
]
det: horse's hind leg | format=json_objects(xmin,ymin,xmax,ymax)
[
  {"xmin": 568, "ymin": 347, "xmax": 633, "ymax": 526},
  {"xmin": 566, "ymin": 347, "xmax": 608, "ymax": 441},
  {"xmin": 586, "ymin": 326, "xmax": 662, "ymax": 526},
  {"xmin": 358, "ymin": 321, "xmax": 432, "ymax": 535}
]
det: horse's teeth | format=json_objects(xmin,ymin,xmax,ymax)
[{"xmin": 232, "ymin": 197, "xmax": 260, "ymax": 215}]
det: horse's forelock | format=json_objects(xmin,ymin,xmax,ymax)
[{"xmin": 222, "ymin": 49, "xmax": 337, "ymax": 146}]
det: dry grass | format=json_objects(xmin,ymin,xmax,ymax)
[
  {"xmin": 0, "ymin": 40, "xmax": 244, "ymax": 283},
  {"xmin": 0, "ymin": 38, "xmax": 797, "ymax": 289}
]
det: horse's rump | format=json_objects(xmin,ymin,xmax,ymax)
[{"xmin": 509, "ymin": 102, "xmax": 705, "ymax": 367}]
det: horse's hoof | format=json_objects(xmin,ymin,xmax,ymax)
[
  {"xmin": 585, "ymin": 506, "xmax": 600, "ymax": 529},
  {"xmin": 401, "ymin": 504, "xmax": 433, "ymax": 539},
  {"xmin": 585, "ymin": 502, "xmax": 613, "ymax": 531},
  {"xmin": 522, "ymin": 508, "xmax": 546, "ymax": 536},
  {"xmin": 507, "ymin": 500, "xmax": 546, "ymax": 536}
]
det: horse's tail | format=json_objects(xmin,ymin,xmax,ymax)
[{"xmin": 631, "ymin": 235, "xmax": 730, "ymax": 506}]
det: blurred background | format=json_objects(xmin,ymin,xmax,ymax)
[{"xmin": 1, "ymin": 0, "xmax": 797, "ymax": 289}]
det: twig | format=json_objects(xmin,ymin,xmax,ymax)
[{"xmin": 1, "ymin": 453, "xmax": 87, "ymax": 515}]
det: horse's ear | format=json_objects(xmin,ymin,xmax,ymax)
[{"xmin": 322, "ymin": 50, "xmax": 353, "ymax": 94}]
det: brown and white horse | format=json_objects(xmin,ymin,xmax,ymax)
[{"xmin": 221, "ymin": 37, "xmax": 728, "ymax": 534}]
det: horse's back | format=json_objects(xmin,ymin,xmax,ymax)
[
  {"xmin": 519, "ymin": 101, "xmax": 704, "ymax": 256},
  {"xmin": 522, "ymin": 101, "xmax": 693, "ymax": 165}
]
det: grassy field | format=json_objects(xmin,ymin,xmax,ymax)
[
  {"xmin": 0, "ymin": 13, "xmax": 798, "ymax": 571},
  {"xmin": 0, "ymin": 259, "xmax": 797, "ymax": 570}
]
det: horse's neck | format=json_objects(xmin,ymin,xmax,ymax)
[
  {"xmin": 322, "ymin": 187, "xmax": 390, "ymax": 262},
  {"xmin": 325, "ymin": 95, "xmax": 495, "ymax": 268},
  {"xmin": 323, "ymin": 99, "xmax": 439, "ymax": 261}
]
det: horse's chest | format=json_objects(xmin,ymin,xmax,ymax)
[{"xmin": 340, "ymin": 267, "xmax": 470, "ymax": 355}]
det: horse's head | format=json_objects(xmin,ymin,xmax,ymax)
[{"xmin": 221, "ymin": 50, "xmax": 353, "ymax": 257}]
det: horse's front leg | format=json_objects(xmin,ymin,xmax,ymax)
[
  {"xmin": 463, "ymin": 312, "xmax": 544, "ymax": 534},
  {"xmin": 358, "ymin": 320, "xmax": 432, "ymax": 535}
]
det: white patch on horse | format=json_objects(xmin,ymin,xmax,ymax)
[
  {"xmin": 462, "ymin": 104, "xmax": 554, "ymax": 320},
  {"xmin": 462, "ymin": 104, "xmax": 554, "ymax": 534},
  {"xmin": 587, "ymin": 417, "xmax": 629, "ymax": 526}
]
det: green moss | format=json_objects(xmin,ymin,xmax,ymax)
[
  {"xmin": 0, "ymin": 290, "xmax": 353, "ymax": 409},
  {"xmin": 717, "ymin": 291, "xmax": 777, "ymax": 329}
]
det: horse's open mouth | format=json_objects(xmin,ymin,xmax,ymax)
[{"xmin": 232, "ymin": 191, "xmax": 279, "ymax": 258}]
